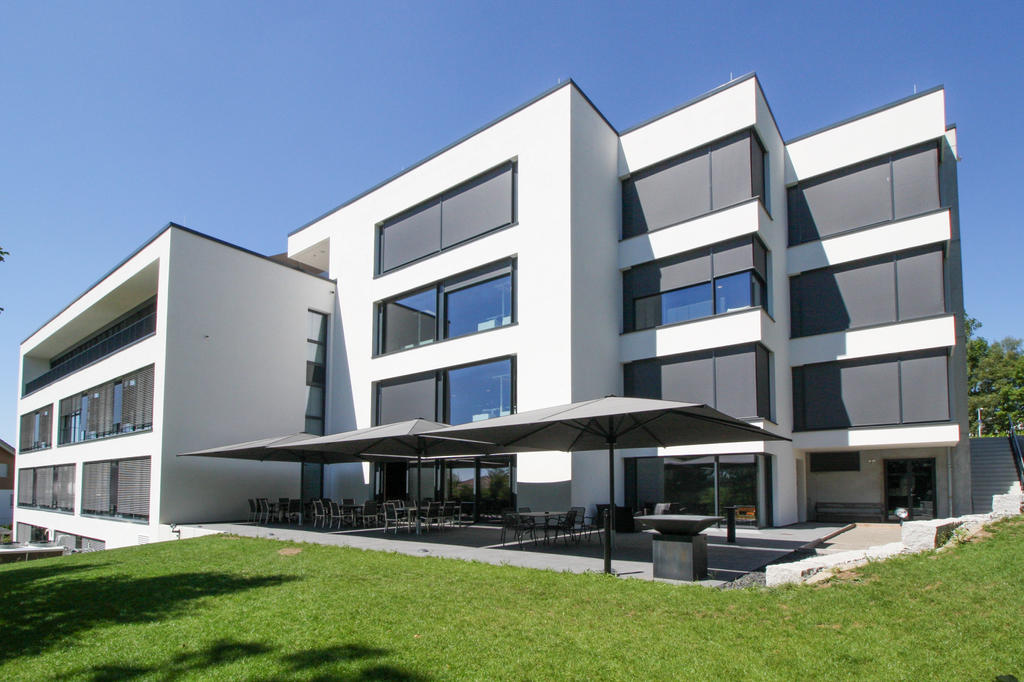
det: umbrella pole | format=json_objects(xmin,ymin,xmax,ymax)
[
  {"xmin": 416, "ymin": 453, "xmax": 422, "ymax": 535},
  {"xmin": 604, "ymin": 439, "xmax": 615, "ymax": 575}
]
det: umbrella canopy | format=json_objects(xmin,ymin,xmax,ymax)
[
  {"xmin": 421, "ymin": 396, "xmax": 788, "ymax": 573},
  {"xmin": 178, "ymin": 433, "xmax": 332, "ymax": 463},
  {"xmin": 271, "ymin": 419, "xmax": 535, "ymax": 533}
]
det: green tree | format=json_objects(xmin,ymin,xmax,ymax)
[{"xmin": 966, "ymin": 314, "xmax": 1024, "ymax": 437}]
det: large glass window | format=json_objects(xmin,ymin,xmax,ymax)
[
  {"xmin": 58, "ymin": 366, "xmax": 154, "ymax": 445},
  {"xmin": 377, "ymin": 260, "xmax": 514, "ymax": 356},
  {"xmin": 305, "ymin": 311, "xmax": 328, "ymax": 435},
  {"xmin": 788, "ymin": 142, "xmax": 942, "ymax": 246},
  {"xmin": 382, "ymin": 289, "xmax": 437, "ymax": 353},
  {"xmin": 378, "ymin": 162, "xmax": 516, "ymax": 273},
  {"xmin": 447, "ymin": 358, "xmax": 513, "ymax": 424},
  {"xmin": 18, "ymin": 405, "xmax": 52, "ymax": 453},
  {"xmin": 624, "ymin": 236, "xmax": 767, "ymax": 333},
  {"xmin": 375, "ymin": 356, "xmax": 515, "ymax": 426},
  {"xmin": 445, "ymin": 274, "xmax": 512, "ymax": 338},
  {"xmin": 17, "ymin": 465, "xmax": 75, "ymax": 512},
  {"xmin": 82, "ymin": 457, "xmax": 150, "ymax": 522},
  {"xmin": 622, "ymin": 129, "xmax": 768, "ymax": 239}
]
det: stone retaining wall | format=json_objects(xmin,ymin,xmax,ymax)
[{"xmin": 765, "ymin": 492, "xmax": 1023, "ymax": 587}]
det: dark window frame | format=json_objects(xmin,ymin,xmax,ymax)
[
  {"xmin": 16, "ymin": 464, "xmax": 75, "ymax": 512},
  {"xmin": 375, "ymin": 258, "xmax": 516, "ymax": 357},
  {"xmin": 373, "ymin": 355, "xmax": 517, "ymax": 427},
  {"xmin": 19, "ymin": 404, "xmax": 53, "ymax": 453},
  {"xmin": 376, "ymin": 161, "xmax": 518, "ymax": 275},
  {"xmin": 57, "ymin": 365, "xmax": 154, "ymax": 446},
  {"xmin": 789, "ymin": 244, "xmax": 948, "ymax": 338},
  {"xmin": 792, "ymin": 349, "xmax": 951, "ymax": 431},
  {"xmin": 623, "ymin": 235, "xmax": 769, "ymax": 334},
  {"xmin": 305, "ymin": 310, "xmax": 329, "ymax": 436},
  {"xmin": 809, "ymin": 452, "xmax": 861, "ymax": 472},
  {"xmin": 81, "ymin": 456, "xmax": 151, "ymax": 523},
  {"xmin": 623, "ymin": 343, "xmax": 774, "ymax": 421},
  {"xmin": 621, "ymin": 127, "xmax": 770, "ymax": 240},
  {"xmin": 787, "ymin": 140, "xmax": 943, "ymax": 247}
]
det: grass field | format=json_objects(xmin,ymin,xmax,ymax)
[{"xmin": 1, "ymin": 518, "xmax": 1022, "ymax": 681}]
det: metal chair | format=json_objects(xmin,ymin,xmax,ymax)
[
  {"xmin": 328, "ymin": 500, "xmax": 346, "ymax": 529},
  {"xmin": 383, "ymin": 502, "xmax": 409, "ymax": 535},
  {"xmin": 357, "ymin": 501, "xmax": 381, "ymax": 528},
  {"xmin": 257, "ymin": 498, "xmax": 271, "ymax": 524},
  {"xmin": 420, "ymin": 501, "xmax": 443, "ymax": 532},
  {"xmin": 311, "ymin": 499, "xmax": 327, "ymax": 528},
  {"xmin": 549, "ymin": 509, "xmax": 578, "ymax": 544},
  {"xmin": 285, "ymin": 498, "xmax": 302, "ymax": 525},
  {"xmin": 247, "ymin": 498, "xmax": 258, "ymax": 523}
]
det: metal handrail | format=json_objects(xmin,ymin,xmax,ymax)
[
  {"xmin": 1008, "ymin": 418, "xmax": 1024, "ymax": 489},
  {"xmin": 24, "ymin": 313, "xmax": 156, "ymax": 395}
]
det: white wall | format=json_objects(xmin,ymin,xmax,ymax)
[{"xmin": 160, "ymin": 228, "xmax": 336, "ymax": 524}]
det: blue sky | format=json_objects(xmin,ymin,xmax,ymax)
[{"xmin": 1, "ymin": 2, "xmax": 1021, "ymax": 444}]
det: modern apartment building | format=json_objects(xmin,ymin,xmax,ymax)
[
  {"xmin": 13, "ymin": 74, "xmax": 968, "ymax": 547},
  {"xmin": 0, "ymin": 438, "xmax": 13, "ymax": 527},
  {"xmin": 14, "ymin": 227, "xmax": 334, "ymax": 548}
]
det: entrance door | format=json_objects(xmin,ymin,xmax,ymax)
[
  {"xmin": 381, "ymin": 462, "xmax": 408, "ymax": 501},
  {"xmin": 301, "ymin": 463, "xmax": 323, "ymax": 503},
  {"xmin": 885, "ymin": 459, "xmax": 936, "ymax": 520}
]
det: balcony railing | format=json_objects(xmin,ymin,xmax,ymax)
[{"xmin": 24, "ymin": 313, "xmax": 156, "ymax": 395}]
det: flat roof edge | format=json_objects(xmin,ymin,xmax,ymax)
[
  {"xmin": 288, "ymin": 79, "xmax": 582, "ymax": 238},
  {"xmin": 786, "ymin": 85, "xmax": 945, "ymax": 145},
  {"xmin": 618, "ymin": 72, "xmax": 757, "ymax": 136},
  {"xmin": 22, "ymin": 223, "xmax": 331, "ymax": 346}
]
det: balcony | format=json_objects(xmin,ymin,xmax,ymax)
[{"xmin": 24, "ymin": 312, "xmax": 156, "ymax": 395}]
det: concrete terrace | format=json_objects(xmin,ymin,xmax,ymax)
[{"xmin": 185, "ymin": 520, "xmax": 849, "ymax": 586}]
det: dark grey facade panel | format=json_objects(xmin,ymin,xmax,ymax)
[
  {"xmin": 379, "ymin": 202, "xmax": 441, "ymax": 272},
  {"xmin": 623, "ymin": 360, "xmax": 662, "ymax": 400},
  {"xmin": 660, "ymin": 352, "xmax": 715, "ymax": 406},
  {"xmin": 896, "ymin": 248, "xmax": 946, "ymax": 320},
  {"xmin": 755, "ymin": 344, "xmax": 772, "ymax": 420},
  {"xmin": 713, "ymin": 346, "xmax": 756, "ymax": 418},
  {"xmin": 892, "ymin": 144, "xmax": 941, "ymax": 220},
  {"xmin": 797, "ymin": 364, "xmax": 847, "ymax": 429},
  {"xmin": 841, "ymin": 359, "xmax": 901, "ymax": 426},
  {"xmin": 623, "ymin": 149, "xmax": 710, "ymax": 237},
  {"xmin": 377, "ymin": 373, "xmax": 437, "ymax": 424},
  {"xmin": 792, "ymin": 157, "xmax": 893, "ymax": 243},
  {"xmin": 660, "ymin": 251, "xmax": 713, "ymax": 291},
  {"xmin": 834, "ymin": 259, "xmax": 897, "ymax": 329},
  {"xmin": 750, "ymin": 135, "xmax": 766, "ymax": 201},
  {"xmin": 710, "ymin": 133, "xmax": 753, "ymax": 211},
  {"xmin": 711, "ymin": 238, "xmax": 755, "ymax": 278},
  {"xmin": 900, "ymin": 353, "xmax": 950, "ymax": 423},
  {"xmin": 440, "ymin": 164, "xmax": 514, "ymax": 249}
]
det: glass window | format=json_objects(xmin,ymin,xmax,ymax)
[
  {"xmin": 715, "ymin": 272, "xmax": 758, "ymax": 313},
  {"xmin": 382, "ymin": 289, "xmax": 437, "ymax": 353},
  {"xmin": 445, "ymin": 275, "xmax": 512, "ymax": 338},
  {"xmin": 661, "ymin": 283, "xmax": 713, "ymax": 325},
  {"xmin": 305, "ymin": 311, "xmax": 328, "ymax": 435},
  {"xmin": 112, "ymin": 382, "xmax": 123, "ymax": 429},
  {"xmin": 446, "ymin": 359, "xmax": 512, "ymax": 425}
]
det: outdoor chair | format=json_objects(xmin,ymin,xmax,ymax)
[
  {"xmin": 570, "ymin": 506, "xmax": 596, "ymax": 543},
  {"xmin": 549, "ymin": 509, "xmax": 578, "ymax": 544},
  {"xmin": 328, "ymin": 500, "xmax": 346, "ymax": 529},
  {"xmin": 247, "ymin": 498, "xmax": 258, "ymax": 523},
  {"xmin": 357, "ymin": 501, "xmax": 381, "ymax": 528},
  {"xmin": 442, "ymin": 501, "xmax": 459, "ymax": 528},
  {"xmin": 257, "ymin": 498, "xmax": 271, "ymax": 524},
  {"xmin": 311, "ymin": 499, "xmax": 327, "ymax": 528},
  {"xmin": 284, "ymin": 498, "xmax": 302, "ymax": 525},
  {"xmin": 420, "ymin": 501, "xmax": 443, "ymax": 532},
  {"xmin": 383, "ymin": 502, "xmax": 409, "ymax": 535},
  {"xmin": 277, "ymin": 498, "xmax": 290, "ymax": 522}
]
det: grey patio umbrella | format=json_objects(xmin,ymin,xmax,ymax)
[
  {"xmin": 178, "ymin": 433, "xmax": 329, "ymax": 462},
  {"xmin": 421, "ymin": 396, "xmax": 788, "ymax": 574},
  {"xmin": 270, "ymin": 419, "xmax": 536, "ymax": 533}
]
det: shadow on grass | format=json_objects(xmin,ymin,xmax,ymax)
[
  {"xmin": 1, "ymin": 564, "xmax": 297, "ymax": 661},
  {"xmin": 77, "ymin": 639, "xmax": 428, "ymax": 681}
]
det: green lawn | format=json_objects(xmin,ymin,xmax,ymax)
[{"xmin": 1, "ymin": 519, "xmax": 1022, "ymax": 681}]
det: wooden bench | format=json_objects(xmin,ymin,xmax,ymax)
[{"xmin": 814, "ymin": 502, "xmax": 886, "ymax": 523}]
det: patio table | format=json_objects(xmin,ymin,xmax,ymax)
[{"xmin": 518, "ymin": 511, "xmax": 568, "ymax": 544}]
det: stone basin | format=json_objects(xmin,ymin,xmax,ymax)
[{"xmin": 635, "ymin": 514, "xmax": 724, "ymax": 536}]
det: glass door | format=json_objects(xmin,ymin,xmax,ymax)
[{"xmin": 885, "ymin": 458, "xmax": 936, "ymax": 520}]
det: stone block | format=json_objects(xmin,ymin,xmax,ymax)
[
  {"xmin": 992, "ymin": 493, "xmax": 1024, "ymax": 517},
  {"xmin": 901, "ymin": 519, "xmax": 961, "ymax": 551}
]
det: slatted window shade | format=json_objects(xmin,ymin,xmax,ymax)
[
  {"xmin": 17, "ymin": 469, "xmax": 34, "ymax": 505},
  {"xmin": 34, "ymin": 466, "xmax": 54, "ymax": 509},
  {"xmin": 82, "ymin": 460, "xmax": 113, "ymax": 515},
  {"xmin": 115, "ymin": 458, "xmax": 151, "ymax": 520},
  {"xmin": 59, "ymin": 365, "xmax": 154, "ymax": 444},
  {"xmin": 18, "ymin": 405, "xmax": 52, "ymax": 452},
  {"xmin": 54, "ymin": 465, "xmax": 75, "ymax": 511},
  {"xmin": 82, "ymin": 457, "xmax": 150, "ymax": 522}
]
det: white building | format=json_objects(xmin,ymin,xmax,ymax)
[
  {"xmin": 14, "ymin": 225, "xmax": 334, "ymax": 548},
  {"xmin": 14, "ymin": 74, "xmax": 968, "ymax": 547}
]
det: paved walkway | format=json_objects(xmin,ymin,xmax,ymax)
[
  {"xmin": 814, "ymin": 522, "xmax": 902, "ymax": 554},
  {"xmin": 185, "ymin": 520, "xmax": 846, "ymax": 586}
]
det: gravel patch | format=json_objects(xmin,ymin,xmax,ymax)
[{"xmin": 720, "ymin": 570, "xmax": 766, "ymax": 589}]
